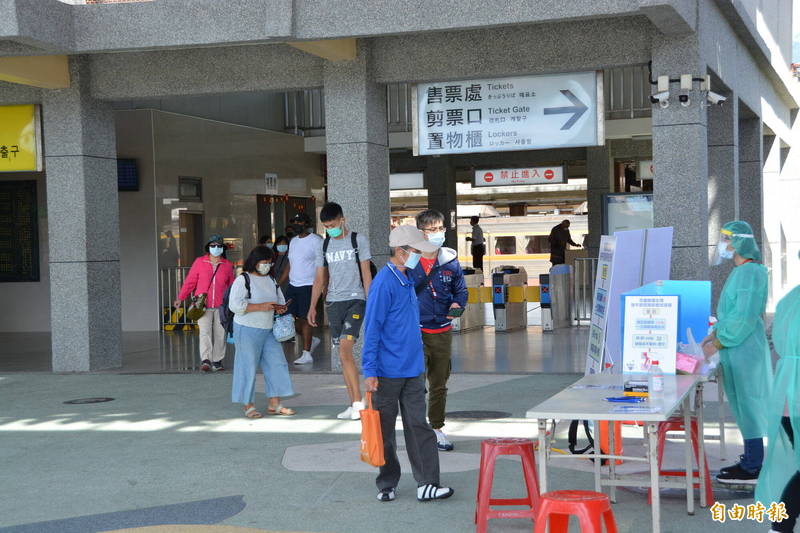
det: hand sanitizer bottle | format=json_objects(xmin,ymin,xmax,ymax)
[{"xmin": 649, "ymin": 360, "xmax": 664, "ymax": 399}]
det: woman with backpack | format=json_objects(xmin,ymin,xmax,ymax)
[
  {"xmin": 229, "ymin": 246, "xmax": 295, "ymax": 418},
  {"xmin": 174, "ymin": 234, "xmax": 235, "ymax": 372}
]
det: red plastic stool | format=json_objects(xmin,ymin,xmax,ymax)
[
  {"xmin": 534, "ymin": 490, "xmax": 618, "ymax": 533},
  {"xmin": 474, "ymin": 438, "xmax": 540, "ymax": 533},
  {"xmin": 648, "ymin": 415, "xmax": 713, "ymax": 505}
]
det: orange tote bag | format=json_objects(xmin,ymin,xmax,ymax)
[{"xmin": 359, "ymin": 392, "xmax": 385, "ymax": 467}]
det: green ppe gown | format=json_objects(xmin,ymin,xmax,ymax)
[
  {"xmin": 756, "ymin": 285, "xmax": 800, "ymax": 505},
  {"xmin": 714, "ymin": 261, "xmax": 772, "ymax": 440}
]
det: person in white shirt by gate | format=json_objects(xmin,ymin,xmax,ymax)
[{"xmin": 278, "ymin": 212, "xmax": 323, "ymax": 365}]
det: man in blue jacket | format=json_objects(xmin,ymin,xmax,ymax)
[
  {"xmin": 409, "ymin": 209, "xmax": 468, "ymax": 451},
  {"xmin": 362, "ymin": 224, "xmax": 455, "ymax": 503}
]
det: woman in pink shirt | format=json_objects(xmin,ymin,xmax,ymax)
[{"xmin": 174, "ymin": 234, "xmax": 235, "ymax": 371}]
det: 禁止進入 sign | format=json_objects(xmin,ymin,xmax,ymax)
[
  {"xmin": 474, "ymin": 166, "xmax": 565, "ymax": 187},
  {"xmin": 0, "ymin": 105, "xmax": 42, "ymax": 172},
  {"xmin": 413, "ymin": 71, "xmax": 603, "ymax": 156}
]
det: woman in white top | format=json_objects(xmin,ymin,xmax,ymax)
[{"xmin": 229, "ymin": 246, "xmax": 295, "ymax": 418}]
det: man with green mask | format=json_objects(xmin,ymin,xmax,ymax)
[
  {"xmin": 308, "ymin": 202, "xmax": 373, "ymax": 420},
  {"xmin": 702, "ymin": 220, "xmax": 773, "ymax": 484},
  {"xmin": 756, "ymin": 251, "xmax": 800, "ymax": 532}
]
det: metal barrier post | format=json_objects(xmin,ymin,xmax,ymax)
[{"xmin": 572, "ymin": 258, "xmax": 597, "ymax": 325}]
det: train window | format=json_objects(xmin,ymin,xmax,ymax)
[
  {"xmin": 494, "ymin": 236, "xmax": 516, "ymax": 255},
  {"xmin": 525, "ymin": 236, "xmax": 550, "ymax": 254}
]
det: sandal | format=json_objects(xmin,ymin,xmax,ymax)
[
  {"xmin": 267, "ymin": 404, "xmax": 295, "ymax": 416},
  {"xmin": 244, "ymin": 406, "xmax": 262, "ymax": 419}
]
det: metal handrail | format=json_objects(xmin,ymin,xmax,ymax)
[{"xmin": 159, "ymin": 267, "xmax": 195, "ymax": 330}]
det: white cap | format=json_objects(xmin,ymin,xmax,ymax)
[{"xmin": 389, "ymin": 225, "xmax": 438, "ymax": 253}]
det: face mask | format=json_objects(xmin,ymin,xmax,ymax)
[
  {"xmin": 326, "ymin": 225, "xmax": 343, "ymax": 238},
  {"xmin": 403, "ymin": 249, "xmax": 421, "ymax": 269},
  {"xmin": 276, "ymin": 244, "xmax": 288, "ymax": 253},
  {"xmin": 291, "ymin": 224, "xmax": 303, "ymax": 234},
  {"xmin": 257, "ymin": 263, "xmax": 271, "ymax": 275},
  {"xmin": 209, "ymin": 245, "xmax": 224, "ymax": 257},
  {"xmin": 428, "ymin": 231, "xmax": 446, "ymax": 247},
  {"xmin": 719, "ymin": 247, "xmax": 734, "ymax": 260},
  {"xmin": 264, "ymin": 242, "xmax": 273, "ymax": 248}
]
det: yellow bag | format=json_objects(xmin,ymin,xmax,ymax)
[{"xmin": 359, "ymin": 392, "xmax": 385, "ymax": 467}]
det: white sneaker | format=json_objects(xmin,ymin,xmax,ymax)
[
  {"xmin": 336, "ymin": 406, "xmax": 353, "ymax": 419},
  {"xmin": 294, "ymin": 351, "xmax": 313, "ymax": 365},
  {"xmin": 310, "ymin": 336, "xmax": 321, "ymax": 354},
  {"xmin": 351, "ymin": 401, "xmax": 365, "ymax": 420},
  {"xmin": 434, "ymin": 429, "xmax": 454, "ymax": 451}
]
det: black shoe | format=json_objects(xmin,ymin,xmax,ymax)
[
  {"xmin": 718, "ymin": 455, "xmax": 746, "ymax": 476},
  {"xmin": 377, "ymin": 488, "xmax": 396, "ymax": 502},
  {"xmin": 212, "ymin": 362, "xmax": 224, "ymax": 372},
  {"xmin": 716, "ymin": 463, "xmax": 760, "ymax": 485},
  {"xmin": 200, "ymin": 360, "xmax": 211, "ymax": 372}
]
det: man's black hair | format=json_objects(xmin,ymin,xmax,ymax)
[
  {"xmin": 320, "ymin": 202, "xmax": 344, "ymax": 223},
  {"xmin": 242, "ymin": 246, "xmax": 275, "ymax": 275},
  {"xmin": 470, "ymin": 216, "xmax": 480, "ymax": 225},
  {"xmin": 258, "ymin": 235, "xmax": 271, "ymax": 245}
]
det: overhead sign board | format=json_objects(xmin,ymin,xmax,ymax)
[
  {"xmin": 413, "ymin": 71, "xmax": 603, "ymax": 156},
  {"xmin": 474, "ymin": 166, "xmax": 565, "ymax": 187},
  {"xmin": 0, "ymin": 105, "xmax": 42, "ymax": 172}
]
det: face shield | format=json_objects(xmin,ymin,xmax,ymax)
[{"xmin": 712, "ymin": 228, "xmax": 754, "ymax": 266}]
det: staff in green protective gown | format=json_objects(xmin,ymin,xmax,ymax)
[
  {"xmin": 756, "ymin": 253, "xmax": 800, "ymax": 533},
  {"xmin": 702, "ymin": 220, "xmax": 772, "ymax": 485}
]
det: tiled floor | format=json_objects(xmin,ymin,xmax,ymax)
[{"xmin": 0, "ymin": 326, "xmax": 588, "ymax": 374}]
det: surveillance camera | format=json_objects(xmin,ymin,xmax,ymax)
[
  {"xmin": 650, "ymin": 91, "xmax": 670, "ymax": 108},
  {"xmin": 707, "ymin": 91, "xmax": 727, "ymax": 105},
  {"xmin": 679, "ymin": 94, "xmax": 690, "ymax": 107}
]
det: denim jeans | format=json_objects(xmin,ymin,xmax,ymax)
[
  {"xmin": 231, "ymin": 322, "xmax": 294, "ymax": 405},
  {"xmin": 741, "ymin": 437, "xmax": 764, "ymax": 472}
]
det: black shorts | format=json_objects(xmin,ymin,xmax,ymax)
[
  {"xmin": 326, "ymin": 299, "xmax": 366, "ymax": 343},
  {"xmin": 286, "ymin": 284, "xmax": 313, "ymax": 319}
]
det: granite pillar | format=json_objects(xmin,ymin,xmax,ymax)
[
  {"xmin": 586, "ymin": 145, "xmax": 612, "ymax": 258},
  {"xmin": 738, "ymin": 117, "xmax": 763, "ymax": 250},
  {"xmin": 651, "ymin": 35, "xmax": 709, "ymax": 281},
  {"xmin": 324, "ymin": 40, "xmax": 390, "ymax": 267},
  {"xmin": 706, "ymin": 95, "xmax": 738, "ymax": 301},
  {"xmin": 423, "ymin": 155, "xmax": 457, "ymax": 249},
  {"xmin": 42, "ymin": 56, "xmax": 122, "ymax": 372}
]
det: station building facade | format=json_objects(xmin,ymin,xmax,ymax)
[{"xmin": 0, "ymin": 0, "xmax": 798, "ymax": 371}]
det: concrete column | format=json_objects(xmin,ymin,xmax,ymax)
[
  {"xmin": 651, "ymin": 35, "xmax": 709, "ymax": 281},
  {"xmin": 324, "ymin": 40, "xmax": 390, "ymax": 266},
  {"xmin": 706, "ymin": 96, "xmax": 738, "ymax": 300},
  {"xmin": 738, "ymin": 118, "xmax": 763, "ymax": 250},
  {"xmin": 586, "ymin": 145, "xmax": 611, "ymax": 258},
  {"xmin": 423, "ymin": 155, "xmax": 457, "ymax": 249},
  {"xmin": 42, "ymin": 56, "xmax": 121, "ymax": 371}
]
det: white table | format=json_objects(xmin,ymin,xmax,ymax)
[{"xmin": 526, "ymin": 373, "xmax": 706, "ymax": 533}]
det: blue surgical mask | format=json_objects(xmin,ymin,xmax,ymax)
[
  {"xmin": 404, "ymin": 249, "xmax": 421, "ymax": 269},
  {"xmin": 209, "ymin": 245, "xmax": 224, "ymax": 257},
  {"xmin": 276, "ymin": 244, "xmax": 288, "ymax": 253},
  {"xmin": 326, "ymin": 226, "xmax": 343, "ymax": 238},
  {"xmin": 428, "ymin": 232, "xmax": 446, "ymax": 247}
]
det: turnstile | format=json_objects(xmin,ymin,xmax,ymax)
[
  {"xmin": 492, "ymin": 265, "xmax": 528, "ymax": 331},
  {"xmin": 549, "ymin": 264, "xmax": 573, "ymax": 329},
  {"xmin": 452, "ymin": 268, "xmax": 485, "ymax": 333}
]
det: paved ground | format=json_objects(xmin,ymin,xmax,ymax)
[{"xmin": 0, "ymin": 372, "xmax": 764, "ymax": 533}]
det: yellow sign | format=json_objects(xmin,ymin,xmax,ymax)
[{"xmin": 0, "ymin": 104, "xmax": 42, "ymax": 172}]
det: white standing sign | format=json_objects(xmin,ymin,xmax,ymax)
[
  {"xmin": 585, "ymin": 235, "xmax": 616, "ymax": 374},
  {"xmin": 474, "ymin": 166, "xmax": 565, "ymax": 187},
  {"xmin": 622, "ymin": 295, "xmax": 679, "ymax": 374},
  {"xmin": 414, "ymin": 71, "xmax": 603, "ymax": 156}
]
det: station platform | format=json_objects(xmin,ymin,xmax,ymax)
[{"xmin": 0, "ymin": 326, "xmax": 588, "ymax": 374}]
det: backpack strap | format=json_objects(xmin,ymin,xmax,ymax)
[
  {"xmin": 567, "ymin": 419, "xmax": 595, "ymax": 455},
  {"xmin": 352, "ymin": 231, "xmax": 365, "ymax": 288},
  {"xmin": 323, "ymin": 236, "xmax": 331, "ymax": 267},
  {"xmin": 242, "ymin": 272, "xmax": 251, "ymax": 299}
]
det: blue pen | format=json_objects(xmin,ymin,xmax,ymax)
[{"xmin": 605, "ymin": 396, "xmax": 646, "ymax": 403}]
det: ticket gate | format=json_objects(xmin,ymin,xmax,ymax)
[
  {"xmin": 549, "ymin": 264, "xmax": 573, "ymax": 329},
  {"xmin": 452, "ymin": 268, "xmax": 485, "ymax": 333},
  {"xmin": 492, "ymin": 265, "xmax": 528, "ymax": 331},
  {"xmin": 540, "ymin": 273, "xmax": 553, "ymax": 331}
]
